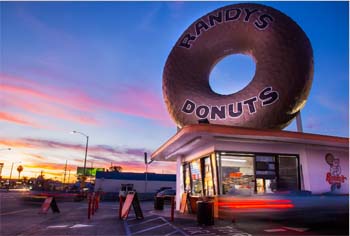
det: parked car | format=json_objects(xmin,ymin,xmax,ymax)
[
  {"xmin": 155, "ymin": 187, "xmax": 172, "ymax": 195},
  {"xmin": 156, "ymin": 189, "xmax": 176, "ymax": 200}
]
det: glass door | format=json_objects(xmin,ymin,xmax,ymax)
[{"xmin": 277, "ymin": 155, "xmax": 299, "ymax": 191}]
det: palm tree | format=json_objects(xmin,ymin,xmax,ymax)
[{"xmin": 17, "ymin": 165, "xmax": 23, "ymax": 180}]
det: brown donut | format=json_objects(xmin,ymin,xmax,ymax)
[{"xmin": 163, "ymin": 3, "xmax": 313, "ymax": 129}]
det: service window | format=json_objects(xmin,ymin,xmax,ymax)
[{"xmin": 220, "ymin": 154, "xmax": 255, "ymax": 195}]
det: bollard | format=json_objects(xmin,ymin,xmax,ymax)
[
  {"xmin": 154, "ymin": 196, "xmax": 164, "ymax": 210},
  {"xmin": 95, "ymin": 194, "xmax": 99, "ymax": 211},
  {"xmin": 170, "ymin": 196, "xmax": 175, "ymax": 222},
  {"xmin": 88, "ymin": 194, "xmax": 92, "ymax": 219},
  {"xmin": 92, "ymin": 193, "xmax": 96, "ymax": 215},
  {"xmin": 119, "ymin": 196, "xmax": 124, "ymax": 219}
]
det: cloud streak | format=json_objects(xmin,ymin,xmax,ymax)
[
  {"xmin": 0, "ymin": 111, "xmax": 40, "ymax": 128},
  {"xmin": 2, "ymin": 95, "xmax": 99, "ymax": 125},
  {"xmin": 0, "ymin": 137, "xmax": 151, "ymax": 159},
  {"xmin": 1, "ymin": 73, "xmax": 173, "ymax": 128},
  {"xmin": 107, "ymin": 84, "xmax": 173, "ymax": 126}
]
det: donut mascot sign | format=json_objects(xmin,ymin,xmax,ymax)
[
  {"xmin": 325, "ymin": 153, "xmax": 347, "ymax": 192},
  {"xmin": 163, "ymin": 3, "xmax": 314, "ymax": 129}
]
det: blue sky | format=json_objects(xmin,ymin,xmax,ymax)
[{"xmin": 0, "ymin": 1, "xmax": 348, "ymax": 179}]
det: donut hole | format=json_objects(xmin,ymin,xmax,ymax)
[{"xmin": 209, "ymin": 54, "xmax": 256, "ymax": 95}]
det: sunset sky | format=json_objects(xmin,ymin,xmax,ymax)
[{"xmin": 0, "ymin": 1, "xmax": 348, "ymax": 181}]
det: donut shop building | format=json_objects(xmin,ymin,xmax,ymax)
[
  {"xmin": 151, "ymin": 124, "xmax": 349, "ymax": 210},
  {"xmin": 152, "ymin": 3, "xmax": 349, "ymax": 212}
]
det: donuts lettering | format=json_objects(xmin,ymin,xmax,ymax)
[
  {"xmin": 179, "ymin": 7, "xmax": 274, "ymax": 49},
  {"xmin": 182, "ymin": 87, "xmax": 279, "ymax": 120},
  {"xmin": 163, "ymin": 3, "xmax": 314, "ymax": 129}
]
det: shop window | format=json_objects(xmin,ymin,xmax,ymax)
[
  {"xmin": 190, "ymin": 159, "xmax": 203, "ymax": 196},
  {"xmin": 203, "ymin": 157, "xmax": 214, "ymax": 196},
  {"xmin": 220, "ymin": 155, "xmax": 255, "ymax": 195},
  {"xmin": 210, "ymin": 153, "xmax": 218, "ymax": 195},
  {"xmin": 183, "ymin": 163, "xmax": 191, "ymax": 193},
  {"xmin": 255, "ymin": 155, "xmax": 277, "ymax": 194}
]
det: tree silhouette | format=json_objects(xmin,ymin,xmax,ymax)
[
  {"xmin": 17, "ymin": 165, "xmax": 23, "ymax": 180},
  {"xmin": 109, "ymin": 166, "xmax": 122, "ymax": 172}
]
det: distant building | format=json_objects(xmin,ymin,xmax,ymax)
[{"xmin": 95, "ymin": 172, "xmax": 176, "ymax": 193}]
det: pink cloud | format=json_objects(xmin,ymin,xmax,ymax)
[
  {"xmin": 107, "ymin": 85, "xmax": 173, "ymax": 126},
  {"xmin": 0, "ymin": 137, "xmax": 151, "ymax": 159},
  {"xmin": 0, "ymin": 136, "xmax": 176, "ymax": 175},
  {"xmin": 1, "ymin": 74, "xmax": 98, "ymax": 112},
  {"xmin": 2, "ymin": 94, "xmax": 99, "ymax": 125},
  {"xmin": 0, "ymin": 111, "xmax": 41, "ymax": 128},
  {"xmin": 1, "ymin": 73, "xmax": 173, "ymax": 126}
]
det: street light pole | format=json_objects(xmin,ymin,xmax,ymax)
[
  {"xmin": 9, "ymin": 162, "xmax": 14, "ymax": 183},
  {"xmin": 9, "ymin": 161, "xmax": 20, "ymax": 186},
  {"xmin": 0, "ymin": 148, "xmax": 11, "ymax": 178},
  {"xmin": 84, "ymin": 136, "xmax": 89, "ymax": 177},
  {"xmin": 72, "ymin": 131, "xmax": 89, "ymax": 178}
]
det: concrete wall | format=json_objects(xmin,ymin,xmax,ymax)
[{"xmin": 95, "ymin": 178, "xmax": 176, "ymax": 193}]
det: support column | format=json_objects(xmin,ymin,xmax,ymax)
[{"xmin": 176, "ymin": 156, "xmax": 182, "ymax": 211}]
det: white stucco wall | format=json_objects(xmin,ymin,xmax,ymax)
[{"xmin": 304, "ymin": 147, "xmax": 349, "ymax": 194}]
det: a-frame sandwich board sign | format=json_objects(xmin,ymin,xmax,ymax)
[{"xmin": 120, "ymin": 191, "xmax": 143, "ymax": 220}]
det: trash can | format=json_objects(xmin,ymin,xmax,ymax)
[
  {"xmin": 154, "ymin": 197, "xmax": 164, "ymax": 210},
  {"xmin": 196, "ymin": 201, "xmax": 214, "ymax": 225}
]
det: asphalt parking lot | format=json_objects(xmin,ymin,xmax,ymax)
[{"xmin": 1, "ymin": 192, "xmax": 349, "ymax": 236}]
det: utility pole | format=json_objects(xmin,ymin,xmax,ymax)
[
  {"xmin": 144, "ymin": 152, "xmax": 148, "ymax": 193},
  {"xmin": 68, "ymin": 170, "xmax": 71, "ymax": 184},
  {"xmin": 63, "ymin": 160, "xmax": 67, "ymax": 184}
]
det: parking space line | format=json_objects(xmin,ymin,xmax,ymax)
[
  {"xmin": 123, "ymin": 221, "xmax": 132, "ymax": 236},
  {"xmin": 282, "ymin": 226, "xmax": 309, "ymax": 232},
  {"xmin": 124, "ymin": 215, "xmax": 188, "ymax": 236},
  {"xmin": 0, "ymin": 209, "xmax": 30, "ymax": 216},
  {"xmin": 158, "ymin": 216, "xmax": 188, "ymax": 236},
  {"xmin": 132, "ymin": 222, "xmax": 169, "ymax": 235},
  {"xmin": 264, "ymin": 228, "xmax": 287, "ymax": 232},
  {"xmin": 165, "ymin": 230, "xmax": 180, "ymax": 236},
  {"xmin": 128, "ymin": 216, "xmax": 162, "ymax": 227},
  {"xmin": 46, "ymin": 225, "xmax": 69, "ymax": 229},
  {"xmin": 70, "ymin": 224, "xmax": 94, "ymax": 228}
]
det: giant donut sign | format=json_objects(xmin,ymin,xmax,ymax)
[{"xmin": 163, "ymin": 3, "xmax": 314, "ymax": 129}]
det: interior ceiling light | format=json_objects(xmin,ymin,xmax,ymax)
[{"xmin": 221, "ymin": 158, "xmax": 247, "ymax": 163}]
